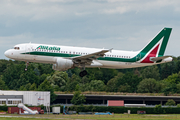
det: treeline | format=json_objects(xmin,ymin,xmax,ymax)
[{"xmin": 0, "ymin": 57, "xmax": 180, "ymax": 101}]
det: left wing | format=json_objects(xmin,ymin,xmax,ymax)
[{"xmin": 69, "ymin": 49, "xmax": 112, "ymax": 66}]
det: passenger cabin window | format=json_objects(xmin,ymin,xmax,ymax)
[{"xmin": 14, "ymin": 47, "xmax": 20, "ymax": 50}]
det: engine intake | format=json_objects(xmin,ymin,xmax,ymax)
[{"xmin": 52, "ymin": 58, "xmax": 73, "ymax": 71}]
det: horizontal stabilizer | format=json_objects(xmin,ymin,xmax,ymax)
[{"xmin": 151, "ymin": 56, "xmax": 172, "ymax": 62}]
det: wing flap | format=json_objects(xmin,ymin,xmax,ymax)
[
  {"xmin": 71, "ymin": 49, "xmax": 112, "ymax": 65},
  {"xmin": 72, "ymin": 49, "xmax": 112, "ymax": 60}
]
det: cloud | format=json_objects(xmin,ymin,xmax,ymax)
[
  {"xmin": 75, "ymin": 12, "xmax": 92, "ymax": 16},
  {"xmin": 0, "ymin": 0, "xmax": 180, "ymax": 59},
  {"xmin": 101, "ymin": 0, "xmax": 180, "ymax": 14},
  {"xmin": 102, "ymin": 6, "xmax": 130, "ymax": 14}
]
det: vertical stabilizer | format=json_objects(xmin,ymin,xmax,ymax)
[{"xmin": 138, "ymin": 28, "xmax": 172, "ymax": 63}]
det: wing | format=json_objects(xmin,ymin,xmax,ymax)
[{"xmin": 70, "ymin": 49, "xmax": 112, "ymax": 66}]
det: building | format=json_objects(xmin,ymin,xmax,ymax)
[
  {"xmin": 54, "ymin": 94, "xmax": 180, "ymax": 106},
  {"xmin": 0, "ymin": 90, "xmax": 50, "ymax": 106}
]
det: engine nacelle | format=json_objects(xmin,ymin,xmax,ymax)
[{"xmin": 52, "ymin": 58, "xmax": 73, "ymax": 71}]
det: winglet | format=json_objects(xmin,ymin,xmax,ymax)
[{"xmin": 109, "ymin": 48, "xmax": 113, "ymax": 53}]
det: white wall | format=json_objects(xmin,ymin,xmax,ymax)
[{"xmin": 0, "ymin": 90, "xmax": 50, "ymax": 106}]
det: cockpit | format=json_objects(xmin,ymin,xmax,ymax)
[{"xmin": 14, "ymin": 47, "xmax": 20, "ymax": 50}]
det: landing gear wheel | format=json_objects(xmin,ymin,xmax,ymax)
[
  {"xmin": 25, "ymin": 68, "xmax": 28, "ymax": 71},
  {"xmin": 79, "ymin": 70, "xmax": 87, "ymax": 77}
]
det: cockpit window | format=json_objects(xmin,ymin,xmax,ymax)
[{"xmin": 14, "ymin": 47, "xmax": 20, "ymax": 50}]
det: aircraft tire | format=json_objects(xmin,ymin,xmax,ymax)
[{"xmin": 79, "ymin": 70, "xmax": 87, "ymax": 77}]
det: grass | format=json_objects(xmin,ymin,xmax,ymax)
[{"xmin": 1, "ymin": 114, "xmax": 180, "ymax": 120}]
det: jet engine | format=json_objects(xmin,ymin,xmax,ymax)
[{"xmin": 52, "ymin": 58, "xmax": 73, "ymax": 71}]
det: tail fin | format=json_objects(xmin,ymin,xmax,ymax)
[{"xmin": 139, "ymin": 28, "xmax": 172, "ymax": 63}]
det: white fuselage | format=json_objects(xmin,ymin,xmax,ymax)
[{"xmin": 4, "ymin": 43, "xmax": 172, "ymax": 69}]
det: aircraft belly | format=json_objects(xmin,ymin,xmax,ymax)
[
  {"xmin": 31, "ymin": 55, "xmax": 56, "ymax": 64},
  {"xmin": 18, "ymin": 54, "xmax": 56, "ymax": 64},
  {"xmin": 97, "ymin": 60, "xmax": 157, "ymax": 69}
]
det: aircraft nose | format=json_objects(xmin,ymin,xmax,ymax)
[{"xmin": 4, "ymin": 50, "xmax": 10, "ymax": 58}]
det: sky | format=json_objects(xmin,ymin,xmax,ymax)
[{"xmin": 1, "ymin": 0, "xmax": 180, "ymax": 59}]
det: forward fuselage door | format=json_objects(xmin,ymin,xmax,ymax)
[{"xmin": 25, "ymin": 44, "xmax": 33, "ymax": 60}]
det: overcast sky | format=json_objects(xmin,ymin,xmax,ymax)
[{"xmin": 1, "ymin": 0, "xmax": 180, "ymax": 59}]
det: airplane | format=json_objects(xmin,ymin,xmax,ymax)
[{"xmin": 4, "ymin": 28, "xmax": 173, "ymax": 77}]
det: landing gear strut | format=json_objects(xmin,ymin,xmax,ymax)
[
  {"xmin": 79, "ymin": 70, "xmax": 87, "ymax": 77},
  {"xmin": 25, "ymin": 61, "xmax": 29, "ymax": 71}
]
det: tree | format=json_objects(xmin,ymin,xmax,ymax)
[
  {"xmin": 89, "ymin": 80, "xmax": 105, "ymax": 91},
  {"xmin": 38, "ymin": 79, "xmax": 56, "ymax": 103},
  {"xmin": 117, "ymin": 72, "xmax": 142, "ymax": 93},
  {"xmin": 164, "ymin": 73, "xmax": 180, "ymax": 84},
  {"xmin": 0, "ymin": 60, "xmax": 10, "ymax": 75},
  {"xmin": 29, "ymin": 83, "xmax": 37, "ymax": 91},
  {"xmin": 86, "ymin": 68, "xmax": 118, "ymax": 84},
  {"xmin": 141, "ymin": 66, "xmax": 160, "ymax": 80},
  {"xmin": 47, "ymin": 71, "xmax": 68, "ymax": 91},
  {"xmin": 71, "ymin": 91, "xmax": 86, "ymax": 105},
  {"xmin": 2, "ymin": 62, "xmax": 39, "ymax": 90},
  {"xmin": 65, "ymin": 74, "xmax": 80, "ymax": 92},
  {"xmin": 177, "ymin": 104, "xmax": 180, "ymax": 107},
  {"xmin": 176, "ymin": 83, "xmax": 180, "ymax": 93},
  {"xmin": 118, "ymin": 83, "xmax": 131, "ymax": 92},
  {"xmin": 137, "ymin": 78, "xmax": 160, "ymax": 93},
  {"xmin": 154, "ymin": 104, "xmax": 162, "ymax": 114},
  {"xmin": 0, "ymin": 75, "xmax": 8, "ymax": 90},
  {"xmin": 162, "ymin": 87, "xmax": 171, "ymax": 96},
  {"xmin": 160, "ymin": 62, "xmax": 176, "ymax": 79},
  {"xmin": 106, "ymin": 72, "xmax": 124, "ymax": 92},
  {"xmin": 165, "ymin": 99, "xmax": 176, "ymax": 106}
]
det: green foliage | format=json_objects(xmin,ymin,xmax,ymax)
[
  {"xmin": 154, "ymin": 104, "xmax": 162, "ymax": 114},
  {"xmin": 137, "ymin": 78, "xmax": 161, "ymax": 93},
  {"xmin": 117, "ymin": 72, "xmax": 142, "ymax": 92},
  {"xmin": 118, "ymin": 83, "xmax": 131, "ymax": 92},
  {"xmin": 1, "ymin": 57, "xmax": 180, "ymax": 96},
  {"xmin": 162, "ymin": 83, "xmax": 177, "ymax": 95},
  {"xmin": 38, "ymin": 79, "xmax": 56, "ymax": 103},
  {"xmin": 86, "ymin": 68, "xmax": 118, "ymax": 84},
  {"xmin": 69, "ymin": 105, "xmax": 180, "ymax": 114},
  {"xmin": 106, "ymin": 72, "xmax": 142, "ymax": 92},
  {"xmin": 176, "ymin": 83, "xmax": 180, "ymax": 93},
  {"xmin": 29, "ymin": 83, "xmax": 37, "ymax": 91},
  {"xmin": 165, "ymin": 99, "xmax": 176, "ymax": 106},
  {"xmin": 47, "ymin": 71, "xmax": 68, "ymax": 91},
  {"xmin": 177, "ymin": 104, "xmax": 180, "ymax": 107},
  {"xmin": 162, "ymin": 86, "xmax": 172, "ymax": 96},
  {"xmin": 71, "ymin": 91, "xmax": 86, "ymax": 105},
  {"xmin": 0, "ymin": 75, "xmax": 8, "ymax": 90},
  {"xmin": 141, "ymin": 66, "xmax": 160, "ymax": 80},
  {"xmin": 165, "ymin": 73, "xmax": 180, "ymax": 84},
  {"xmin": 106, "ymin": 72, "xmax": 124, "ymax": 92},
  {"xmin": 88, "ymin": 80, "xmax": 105, "ymax": 91},
  {"xmin": 160, "ymin": 62, "xmax": 176, "ymax": 79}
]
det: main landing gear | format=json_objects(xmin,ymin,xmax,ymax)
[
  {"xmin": 25, "ymin": 61, "xmax": 29, "ymax": 71},
  {"xmin": 79, "ymin": 70, "xmax": 87, "ymax": 77}
]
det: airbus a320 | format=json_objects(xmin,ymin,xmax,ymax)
[{"xmin": 4, "ymin": 28, "xmax": 173, "ymax": 77}]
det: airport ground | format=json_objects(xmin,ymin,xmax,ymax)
[{"xmin": 1, "ymin": 114, "xmax": 180, "ymax": 120}]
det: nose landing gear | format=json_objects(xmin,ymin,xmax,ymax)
[{"xmin": 25, "ymin": 61, "xmax": 29, "ymax": 71}]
